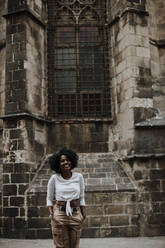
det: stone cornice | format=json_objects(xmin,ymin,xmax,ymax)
[
  {"xmin": 0, "ymin": 112, "xmax": 113, "ymax": 124},
  {"xmin": 107, "ymin": 7, "xmax": 149, "ymax": 28},
  {"xmin": 3, "ymin": 8, "xmax": 46, "ymax": 29},
  {"xmin": 135, "ymin": 118, "xmax": 165, "ymax": 128},
  {"xmin": 150, "ymin": 39, "xmax": 165, "ymax": 48},
  {"xmin": 0, "ymin": 112, "xmax": 50, "ymax": 123},
  {"xmin": 124, "ymin": 153, "xmax": 165, "ymax": 161}
]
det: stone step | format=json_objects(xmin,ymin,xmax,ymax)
[
  {"xmin": 31, "ymin": 153, "xmax": 136, "ymax": 193},
  {"xmin": 81, "ymin": 226, "xmax": 138, "ymax": 238},
  {"xmin": 26, "ymin": 190, "xmax": 139, "ymax": 238}
]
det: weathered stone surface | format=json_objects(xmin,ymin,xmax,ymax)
[{"xmin": 0, "ymin": 0, "xmax": 165, "ymax": 239}]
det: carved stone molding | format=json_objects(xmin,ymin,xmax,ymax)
[
  {"xmin": 57, "ymin": 0, "xmax": 96, "ymax": 6},
  {"xmin": 54, "ymin": 0, "xmax": 103, "ymax": 24}
]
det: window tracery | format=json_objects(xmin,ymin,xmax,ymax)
[{"xmin": 48, "ymin": 0, "xmax": 111, "ymax": 120}]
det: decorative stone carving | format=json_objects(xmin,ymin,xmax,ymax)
[
  {"xmin": 55, "ymin": 0, "xmax": 101, "ymax": 24},
  {"xmin": 57, "ymin": 0, "xmax": 96, "ymax": 6}
]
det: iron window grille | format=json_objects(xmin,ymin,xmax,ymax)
[{"xmin": 47, "ymin": 0, "xmax": 111, "ymax": 121}]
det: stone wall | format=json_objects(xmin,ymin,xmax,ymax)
[
  {"xmin": 125, "ymin": 157, "xmax": 165, "ymax": 236},
  {"xmin": 1, "ymin": 0, "xmax": 47, "ymax": 238},
  {"xmin": 0, "ymin": 0, "xmax": 165, "ymax": 238},
  {"xmin": 47, "ymin": 123, "xmax": 110, "ymax": 153},
  {"xmin": 23, "ymin": 153, "xmax": 138, "ymax": 238},
  {"xmin": 147, "ymin": 0, "xmax": 165, "ymax": 117}
]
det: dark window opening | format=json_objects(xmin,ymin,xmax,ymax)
[{"xmin": 48, "ymin": 0, "xmax": 111, "ymax": 120}]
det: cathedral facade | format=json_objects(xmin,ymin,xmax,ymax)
[{"xmin": 0, "ymin": 0, "xmax": 165, "ymax": 238}]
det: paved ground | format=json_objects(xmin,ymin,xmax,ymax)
[{"xmin": 0, "ymin": 237, "xmax": 165, "ymax": 248}]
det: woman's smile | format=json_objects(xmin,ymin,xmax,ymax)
[{"xmin": 60, "ymin": 155, "xmax": 72, "ymax": 171}]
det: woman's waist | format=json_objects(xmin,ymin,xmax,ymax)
[{"xmin": 55, "ymin": 198, "xmax": 80, "ymax": 207}]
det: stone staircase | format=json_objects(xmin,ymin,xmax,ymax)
[{"xmin": 27, "ymin": 153, "xmax": 139, "ymax": 238}]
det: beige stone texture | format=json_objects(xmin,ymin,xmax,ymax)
[{"xmin": 26, "ymin": 18, "xmax": 46, "ymax": 116}]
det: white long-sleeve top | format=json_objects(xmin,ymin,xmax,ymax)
[{"xmin": 46, "ymin": 172, "xmax": 85, "ymax": 216}]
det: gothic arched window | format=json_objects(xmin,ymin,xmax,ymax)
[{"xmin": 47, "ymin": 0, "xmax": 111, "ymax": 120}]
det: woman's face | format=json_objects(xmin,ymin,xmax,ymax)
[{"xmin": 60, "ymin": 155, "xmax": 72, "ymax": 173}]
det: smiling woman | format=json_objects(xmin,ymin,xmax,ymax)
[{"xmin": 47, "ymin": 148, "xmax": 86, "ymax": 248}]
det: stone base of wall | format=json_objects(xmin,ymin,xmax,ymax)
[
  {"xmin": 1, "ymin": 190, "xmax": 139, "ymax": 239},
  {"xmin": 1, "ymin": 153, "xmax": 165, "ymax": 238}
]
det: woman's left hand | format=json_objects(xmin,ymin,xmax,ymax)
[{"xmin": 80, "ymin": 206, "xmax": 86, "ymax": 220}]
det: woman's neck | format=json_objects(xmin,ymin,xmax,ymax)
[{"xmin": 61, "ymin": 171, "xmax": 72, "ymax": 180}]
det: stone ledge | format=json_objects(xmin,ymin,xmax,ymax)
[
  {"xmin": 28, "ymin": 184, "xmax": 136, "ymax": 193},
  {"xmin": 3, "ymin": 8, "xmax": 45, "ymax": 29},
  {"xmin": 86, "ymin": 185, "xmax": 136, "ymax": 192},
  {"xmin": 81, "ymin": 225, "xmax": 139, "ymax": 238},
  {"xmin": 107, "ymin": 7, "xmax": 149, "ymax": 28},
  {"xmin": 150, "ymin": 39, "xmax": 165, "ymax": 48},
  {"xmin": 0, "ymin": 112, "xmax": 113, "ymax": 124},
  {"xmin": 124, "ymin": 153, "xmax": 165, "ymax": 160},
  {"xmin": 0, "ymin": 112, "xmax": 49, "ymax": 123},
  {"xmin": 135, "ymin": 118, "xmax": 165, "ymax": 128}
]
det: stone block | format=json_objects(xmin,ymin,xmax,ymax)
[
  {"xmin": 13, "ymin": 69, "xmax": 26, "ymax": 81},
  {"xmin": 3, "ymin": 207, "xmax": 18, "ymax": 217},
  {"xmin": 27, "ymin": 194, "xmax": 46, "ymax": 206},
  {"xmin": 136, "ymin": 47, "xmax": 150, "ymax": 58},
  {"xmin": 10, "ymin": 129, "xmax": 22, "ymax": 139},
  {"xmin": 39, "ymin": 207, "xmax": 48, "ymax": 217},
  {"xmin": 9, "ymin": 140, "xmax": 17, "ymax": 151},
  {"xmin": 150, "ymin": 169, "xmax": 165, "ymax": 180},
  {"xmin": 14, "ymin": 218, "xmax": 26, "ymax": 228},
  {"xmin": 19, "ymin": 207, "xmax": 25, "ymax": 217},
  {"xmin": 28, "ymin": 218, "xmax": 50, "ymax": 228},
  {"xmin": 151, "ymin": 192, "xmax": 165, "ymax": 202},
  {"xmin": 94, "ymin": 193, "xmax": 112, "ymax": 205},
  {"xmin": 3, "ymin": 217, "xmax": 12, "ymax": 228},
  {"xmin": 134, "ymin": 107, "xmax": 156, "ymax": 123},
  {"xmin": 28, "ymin": 207, "xmax": 39, "ymax": 217},
  {"xmin": 131, "ymin": 215, "xmax": 139, "ymax": 225},
  {"xmin": 89, "ymin": 173, "xmax": 107, "ymax": 178},
  {"xmin": 81, "ymin": 227, "xmax": 100, "ymax": 238},
  {"xmin": 8, "ymin": 0, "xmax": 27, "ymax": 12},
  {"xmin": 104, "ymin": 205, "xmax": 124, "ymax": 215},
  {"xmin": 35, "ymin": 228, "xmax": 52, "ymax": 239},
  {"xmin": 112, "ymin": 192, "xmax": 129, "ymax": 203},
  {"xmin": 86, "ymin": 206, "xmax": 103, "ymax": 216},
  {"xmin": 13, "ymin": 31, "xmax": 26, "ymax": 43},
  {"xmin": 10, "ymin": 196, "xmax": 24, "ymax": 207},
  {"xmin": 3, "ymin": 197, "xmax": 9, "ymax": 207},
  {"xmin": 142, "ymin": 180, "xmax": 160, "ymax": 191},
  {"xmin": 85, "ymin": 193, "xmax": 95, "ymax": 205},
  {"xmin": 158, "ymin": 158, "xmax": 165, "ymax": 169},
  {"xmin": 125, "ymin": 204, "xmax": 137, "ymax": 215},
  {"xmin": 110, "ymin": 216, "xmax": 129, "ymax": 226},
  {"xmin": 14, "ymin": 163, "xmax": 31, "ymax": 173},
  {"xmin": 99, "ymin": 227, "xmax": 113, "ymax": 237},
  {"xmin": 3, "ymin": 184, "xmax": 17, "ymax": 196},
  {"xmin": 134, "ymin": 170, "xmax": 142, "ymax": 180},
  {"xmin": 89, "ymin": 216, "xmax": 109, "ymax": 227},
  {"xmin": 119, "ymin": 226, "xmax": 139, "ymax": 237},
  {"xmin": 148, "ymin": 214, "xmax": 165, "ymax": 224},
  {"xmin": 11, "ymin": 174, "xmax": 29, "ymax": 183},
  {"xmin": 3, "ymin": 174, "xmax": 10, "ymax": 184},
  {"xmin": 162, "ymin": 180, "xmax": 165, "ymax": 191},
  {"xmin": 161, "ymin": 203, "xmax": 165, "ymax": 212}
]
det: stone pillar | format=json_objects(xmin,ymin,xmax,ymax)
[
  {"xmin": 0, "ymin": 0, "xmax": 7, "ymax": 237},
  {"xmin": 107, "ymin": 0, "xmax": 157, "ymax": 155},
  {"xmin": 1, "ymin": 0, "xmax": 47, "ymax": 237}
]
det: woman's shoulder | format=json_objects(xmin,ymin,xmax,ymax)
[
  {"xmin": 73, "ymin": 172, "xmax": 83, "ymax": 178},
  {"xmin": 49, "ymin": 174, "xmax": 57, "ymax": 181}
]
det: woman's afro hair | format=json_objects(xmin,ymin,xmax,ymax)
[{"xmin": 49, "ymin": 147, "xmax": 78, "ymax": 173}]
